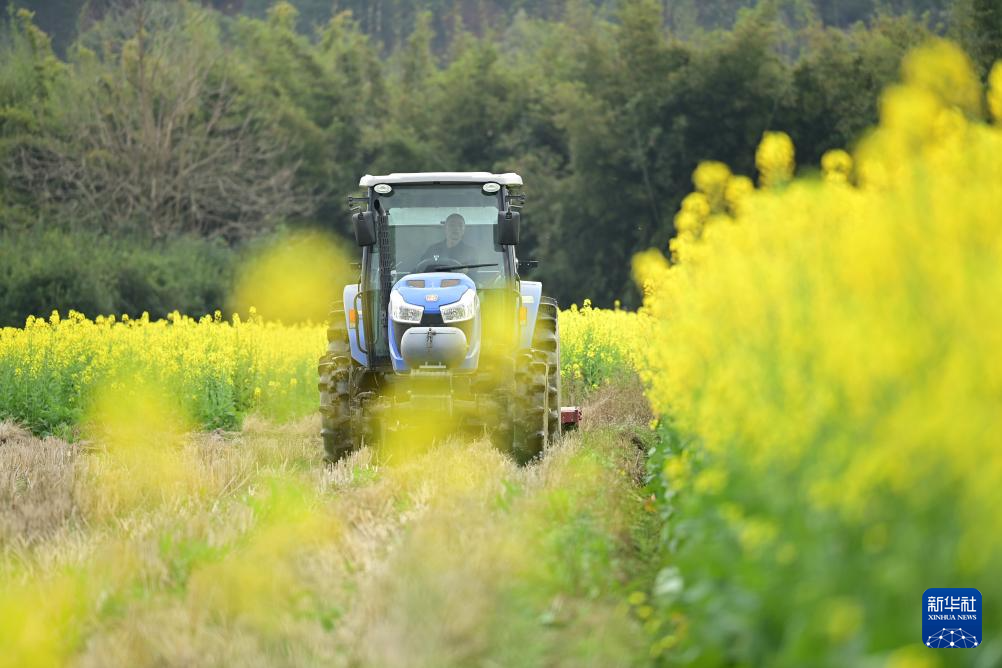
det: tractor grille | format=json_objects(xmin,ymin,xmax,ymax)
[{"xmin": 394, "ymin": 313, "xmax": 473, "ymax": 357}]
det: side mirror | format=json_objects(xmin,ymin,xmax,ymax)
[
  {"xmin": 518, "ymin": 259, "xmax": 539, "ymax": 272},
  {"xmin": 353, "ymin": 211, "xmax": 376, "ymax": 246},
  {"xmin": 497, "ymin": 210, "xmax": 520, "ymax": 246}
]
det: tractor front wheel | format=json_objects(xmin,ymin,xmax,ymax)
[{"xmin": 319, "ymin": 309, "xmax": 359, "ymax": 463}]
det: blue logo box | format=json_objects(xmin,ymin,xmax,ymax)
[{"xmin": 923, "ymin": 588, "xmax": 981, "ymax": 648}]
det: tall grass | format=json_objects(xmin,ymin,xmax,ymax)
[{"xmin": 0, "ymin": 416, "xmax": 654, "ymax": 667}]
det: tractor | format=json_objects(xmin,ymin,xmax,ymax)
[{"xmin": 318, "ymin": 172, "xmax": 579, "ymax": 464}]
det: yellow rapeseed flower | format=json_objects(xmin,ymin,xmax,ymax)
[
  {"xmin": 755, "ymin": 131, "xmax": 794, "ymax": 187},
  {"xmin": 989, "ymin": 61, "xmax": 1002, "ymax": 123}
]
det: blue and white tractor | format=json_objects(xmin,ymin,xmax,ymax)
[{"xmin": 318, "ymin": 172, "xmax": 577, "ymax": 464}]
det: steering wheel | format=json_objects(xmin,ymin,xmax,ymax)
[{"xmin": 414, "ymin": 256, "xmax": 463, "ymax": 273}]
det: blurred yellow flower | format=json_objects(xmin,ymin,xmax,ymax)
[
  {"xmin": 989, "ymin": 61, "xmax": 1002, "ymax": 123},
  {"xmin": 755, "ymin": 131, "xmax": 794, "ymax": 187},
  {"xmin": 821, "ymin": 149, "xmax": 852, "ymax": 184}
]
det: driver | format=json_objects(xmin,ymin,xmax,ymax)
[{"xmin": 421, "ymin": 213, "xmax": 477, "ymax": 266}]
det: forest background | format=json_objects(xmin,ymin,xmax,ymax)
[{"xmin": 1, "ymin": 0, "xmax": 1000, "ymax": 325}]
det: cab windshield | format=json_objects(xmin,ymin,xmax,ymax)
[{"xmin": 372, "ymin": 184, "xmax": 506, "ymax": 289}]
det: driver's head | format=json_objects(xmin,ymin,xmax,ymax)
[{"xmin": 444, "ymin": 213, "xmax": 465, "ymax": 247}]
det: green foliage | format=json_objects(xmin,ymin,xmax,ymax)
[
  {"xmin": 0, "ymin": 6, "xmax": 64, "ymax": 151},
  {"xmin": 0, "ymin": 228, "xmax": 235, "ymax": 327},
  {"xmin": 777, "ymin": 15, "xmax": 931, "ymax": 163},
  {"xmin": 7, "ymin": 1, "xmax": 960, "ymax": 54},
  {"xmin": 951, "ymin": 0, "xmax": 1002, "ymax": 75},
  {"xmin": 0, "ymin": 0, "xmax": 987, "ymax": 317}
]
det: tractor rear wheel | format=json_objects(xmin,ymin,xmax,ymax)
[
  {"xmin": 318, "ymin": 309, "xmax": 359, "ymax": 463},
  {"xmin": 511, "ymin": 298, "xmax": 562, "ymax": 465},
  {"xmin": 536, "ymin": 297, "xmax": 562, "ymax": 444},
  {"xmin": 512, "ymin": 349, "xmax": 549, "ymax": 465}
]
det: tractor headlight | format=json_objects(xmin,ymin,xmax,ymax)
[
  {"xmin": 440, "ymin": 289, "xmax": 477, "ymax": 323},
  {"xmin": 389, "ymin": 290, "xmax": 423, "ymax": 324}
]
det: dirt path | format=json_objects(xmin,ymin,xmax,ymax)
[{"xmin": 1, "ymin": 396, "xmax": 657, "ymax": 667}]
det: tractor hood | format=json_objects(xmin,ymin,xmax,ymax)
[
  {"xmin": 387, "ymin": 272, "xmax": 481, "ymax": 373},
  {"xmin": 392, "ymin": 273, "xmax": 476, "ymax": 314}
]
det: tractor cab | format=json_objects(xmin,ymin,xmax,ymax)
[{"xmin": 349, "ymin": 173, "xmax": 524, "ymax": 372}]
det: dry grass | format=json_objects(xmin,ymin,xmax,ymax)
[
  {"xmin": 0, "ymin": 421, "xmax": 79, "ymax": 548},
  {"xmin": 579, "ymin": 374, "xmax": 652, "ymax": 433},
  {"xmin": 0, "ymin": 390, "xmax": 656, "ymax": 667}
]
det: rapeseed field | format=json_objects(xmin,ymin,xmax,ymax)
[
  {"xmin": 2, "ymin": 35, "xmax": 999, "ymax": 668},
  {"xmin": 0, "ymin": 310, "xmax": 325, "ymax": 436},
  {"xmin": 0, "ymin": 304, "xmax": 642, "ymax": 438},
  {"xmin": 637, "ymin": 41, "xmax": 1002, "ymax": 666}
]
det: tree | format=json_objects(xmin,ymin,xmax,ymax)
[
  {"xmin": 229, "ymin": 4, "xmax": 381, "ymax": 235},
  {"xmin": 777, "ymin": 15, "xmax": 928, "ymax": 163},
  {"xmin": 401, "ymin": 10, "xmax": 435, "ymax": 92},
  {"xmin": 0, "ymin": 7, "xmax": 65, "ymax": 229},
  {"xmin": 951, "ymin": 0, "xmax": 1002, "ymax": 77},
  {"xmin": 2, "ymin": 3, "xmax": 309, "ymax": 239}
]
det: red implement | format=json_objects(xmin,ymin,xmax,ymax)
[{"xmin": 560, "ymin": 406, "xmax": 582, "ymax": 431}]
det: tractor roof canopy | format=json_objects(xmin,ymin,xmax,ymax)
[{"xmin": 359, "ymin": 172, "xmax": 523, "ymax": 187}]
